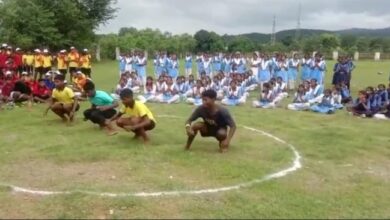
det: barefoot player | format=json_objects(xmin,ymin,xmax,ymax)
[
  {"xmin": 185, "ymin": 89, "xmax": 236, "ymax": 153},
  {"xmin": 111, "ymin": 88, "xmax": 156, "ymax": 143}
]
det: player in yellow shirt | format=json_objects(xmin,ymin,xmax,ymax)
[
  {"xmin": 57, "ymin": 50, "xmax": 68, "ymax": 77},
  {"xmin": 111, "ymin": 88, "xmax": 156, "ymax": 143},
  {"xmin": 42, "ymin": 49, "xmax": 52, "ymax": 75},
  {"xmin": 80, "ymin": 48, "xmax": 92, "ymax": 78},
  {"xmin": 33, "ymin": 49, "xmax": 44, "ymax": 81},
  {"xmin": 67, "ymin": 46, "xmax": 80, "ymax": 82},
  {"xmin": 44, "ymin": 74, "xmax": 79, "ymax": 123},
  {"xmin": 22, "ymin": 50, "xmax": 34, "ymax": 74}
]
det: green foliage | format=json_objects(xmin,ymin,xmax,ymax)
[{"xmin": 0, "ymin": 0, "xmax": 117, "ymax": 50}]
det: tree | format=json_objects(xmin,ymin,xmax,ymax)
[
  {"xmin": 228, "ymin": 36, "xmax": 255, "ymax": 52},
  {"xmin": 356, "ymin": 37, "xmax": 370, "ymax": 52},
  {"xmin": 0, "ymin": 0, "xmax": 117, "ymax": 50},
  {"xmin": 340, "ymin": 35, "xmax": 357, "ymax": 51},
  {"xmin": 320, "ymin": 34, "xmax": 340, "ymax": 52},
  {"xmin": 194, "ymin": 30, "xmax": 224, "ymax": 52}
]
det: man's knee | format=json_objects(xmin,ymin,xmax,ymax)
[{"xmin": 216, "ymin": 129, "xmax": 227, "ymax": 141}]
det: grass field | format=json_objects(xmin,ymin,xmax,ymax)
[{"xmin": 0, "ymin": 60, "xmax": 389, "ymax": 219}]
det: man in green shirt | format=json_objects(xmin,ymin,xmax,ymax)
[{"xmin": 83, "ymin": 81, "xmax": 118, "ymax": 135}]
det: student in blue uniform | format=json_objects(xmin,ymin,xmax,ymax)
[
  {"xmin": 332, "ymin": 56, "xmax": 349, "ymax": 86},
  {"xmin": 202, "ymin": 53, "xmax": 212, "ymax": 77},
  {"xmin": 156, "ymin": 76, "xmax": 180, "ymax": 104},
  {"xmin": 175, "ymin": 76, "xmax": 188, "ymax": 100},
  {"xmin": 157, "ymin": 52, "xmax": 167, "ymax": 77},
  {"xmin": 339, "ymin": 81, "xmax": 352, "ymax": 104},
  {"xmin": 233, "ymin": 52, "xmax": 246, "ymax": 74},
  {"xmin": 212, "ymin": 53, "xmax": 222, "ymax": 74},
  {"xmin": 252, "ymin": 82, "xmax": 276, "ymax": 108},
  {"xmin": 288, "ymin": 53, "xmax": 300, "ymax": 91},
  {"xmin": 119, "ymin": 54, "xmax": 127, "ymax": 77},
  {"xmin": 366, "ymin": 86, "xmax": 380, "ymax": 117},
  {"xmin": 258, "ymin": 54, "xmax": 271, "ymax": 91},
  {"xmin": 186, "ymin": 79, "xmax": 205, "ymax": 106},
  {"xmin": 185, "ymin": 53, "xmax": 192, "ymax": 77},
  {"xmin": 301, "ymin": 54, "xmax": 312, "ymax": 82},
  {"xmin": 376, "ymin": 84, "xmax": 389, "ymax": 109},
  {"xmin": 310, "ymin": 89, "xmax": 336, "ymax": 114},
  {"xmin": 223, "ymin": 54, "xmax": 232, "ymax": 75},
  {"xmin": 287, "ymin": 84, "xmax": 310, "ymax": 111},
  {"xmin": 221, "ymin": 80, "xmax": 246, "ymax": 106},
  {"xmin": 167, "ymin": 54, "xmax": 179, "ymax": 81},
  {"xmin": 196, "ymin": 53, "xmax": 204, "ymax": 78},
  {"xmin": 347, "ymin": 90, "xmax": 370, "ymax": 117},
  {"xmin": 275, "ymin": 54, "xmax": 288, "ymax": 83},
  {"xmin": 136, "ymin": 51, "xmax": 147, "ymax": 86},
  {"xmin": 310, "ymin": 53, "xmax": 325, "ymax": 85}
]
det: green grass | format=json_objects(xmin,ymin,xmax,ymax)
[{"xmin": 0, "ymin": 60, "xmax": 389, "ymax": 218}]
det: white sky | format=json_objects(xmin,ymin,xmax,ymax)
[{"xmin": 97, "ymin": 0, "xmax": 390, "ymax": 35}]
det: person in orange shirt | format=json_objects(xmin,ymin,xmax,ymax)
[
  {"xmin": 57, "ymin": 50, "xmax": 68, "ymax": 78},
  {"xmin": 80, "ymin": 48, "xmax": 92, "ymax": 78},
  {"xmin": 33, "ymin": 49, "xmax": 44, "ymax": 81},
  {"xmin": 42, "ymin": 49, "xmax": 52, "ymax": 75},
  {"xmin": 67, "ymin": 46, "xmax": 79, "ymax": 82},
  {"xmin": 72, "ymin": 70, "xmax": 87, "ymax": 92}
]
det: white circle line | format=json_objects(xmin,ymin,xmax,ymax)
[{"xmin": 0, "ymin": 116, "xmax": 302, "ymax": 198}]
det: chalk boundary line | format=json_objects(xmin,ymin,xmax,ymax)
[{"xmin": 0, "ymin": 115, "xmax": 302, "ymax": 197}]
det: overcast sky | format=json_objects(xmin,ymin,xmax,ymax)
[{"xmin": 97, "ymin": 0, "xmax": 390, "ymax": 35}]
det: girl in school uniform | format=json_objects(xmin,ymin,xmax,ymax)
[
  {"xmin": 167, "ymin": 54, "xmax": 179, "ymax": 81},
  {"xmin": 155, "ymin": 75, "xmax": 166, "ymax": 97},
  {"xmin": 118, "ymin": 54, "xmax": 127, "ymax": 77},
  {"xmin": 223, "ymin": 54, "xmax": 232, "ymax": 75},
  {"xmin": 175, "ymin": 76, "xmax": 188, "ymax": 99},
  {"xmin": 157, "ymin": 52, "xmax": 167, "ymax": 77},
  {"xmin": 376, "ymin": 84, "xmax": 389, "ymax": 109},
  {"xmin": 212, "ymin": 53, "xmax": 222, "ymax": 74},
  {"xmin": 136, "ymin": 52, "xmax": 147, "ymax": 86},
  {"xmin": 332, "ymin": 56, "xmax": 349, "ymax": 86},
  {"xmin": 138, "ymin": 76, "xmax": 157, "ymax": 104},
  {"xmin": 288, "ymin": 53, "xmax": 300, "ymax": 91},
  {"xmin": 112, "ymin": 75, "xmax": 128, "ymax": 100},
  {"xmin": 184, "ymin": 74, "xmax": 195, "ymax": 96},
  {"xmin": 310, "ymin": 53, "xmax": 325, "ymax": 85},
  {"xmin": 156, "ymin": 76, "xmax": 180, "ymax": 104},
  {"xmin": 275, "ymin": 55, "xmax": 288, "ymax": 83},
  {"xmin": 287, "ymin": 84, "xmax": 310, "ymax": 111},
  {"xmin": 339, "ymin": 81, "xmax": 352, "ymax": 104},
  {"xmin": 250, "ymin": 52, "xmax": 261, "ymax": 80},
  {"xmin": 186, "ymin": 79, "xmax": 205, "ymax": 106},
  {"xmin": 301, "ymin": 54, "xmax": 312, "ymax": 82},
  {"xmin": 125, "ymin": 53, "xmax": 133, "ymax": 73},
  {"xmin": 196, "ymin": 53, "xmax": 204, "ymax": 78},
  {"xmin": 202, "ymin": 54, "xmax": 212, "ymax": 77},
  {"xmin": 347, "ymin": 90, "xmax": 370, "ymax": 117},
  {"xmin": 125, "ymin": 72, "xmax": 141, "ymax": 94},
  {"xmin": 258, "ymin": 54, "xmax": 272, "ymax": 91},
  {"xmin": 306, "ymin": 79, "xmax": 324, "ymax": 104},
  {"xmin": 252, "ymin": 82, "xmax": 276, "ymax": 109},
  {"xmin": 132, "ymin": 51, "xmax": 138, "ymax": 72},
  {"xmin": 332, "ymin": 87, "xmax": 344, "ymax": 110},
  {"xmin": 233, "ymin": 52, "xmax": 246, "ymax": 74},
  {"xmin": 210, "ymin": 75, "xmax": 224, "ymax": 100},
  {"xmin": 221, "ymin": 80, "xmax": 246, "ymax": 106},
  {"xmin": 366, "ymin": 86, "xmax": 380, "ymax": 117},
  {"xmin": 185, "ymin": 53, "xmax": 192, "ymax": 77},
  {"xmin": 310, "ymin": 89, "xmax": 336, "ymax": 114}
]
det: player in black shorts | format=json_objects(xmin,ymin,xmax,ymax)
[{"xmin": 185, "ymin": 89, "xmax": 236, "ymax": 153}]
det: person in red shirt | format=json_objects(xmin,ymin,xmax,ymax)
[
  {"xmin": 14, "ymin": 48, "xmax": 23, "ymax": 75},
  {"xmin": 33, "ymin": 78, "xmax": 51, "ymax": 103},
  {"xmin": 0, "ymin": 44, "xmax": 7, "ymax": 76},
  {"xmin": 1, "ymin": 72, "xmax": 15, "ymax": 102}
]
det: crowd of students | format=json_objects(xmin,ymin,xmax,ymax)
[
  {"xmin": 2, "ymin": 46, "xmax": 390, "ymax": 122},
  {"xmin": 116, "ymin": 51, "xmax": 390, "ymax": 120}
]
